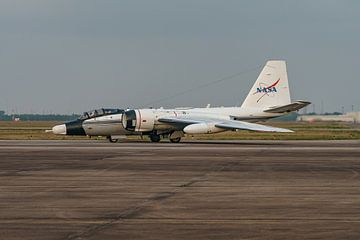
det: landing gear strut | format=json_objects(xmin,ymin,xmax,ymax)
[{"xmin": 149, "ymin": 134, "xmax": 161, "ymax": 143}]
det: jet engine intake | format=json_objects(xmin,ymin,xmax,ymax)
[{"xmin": 122, "ymin": 109, "xmax": 155, "ymax": 132}]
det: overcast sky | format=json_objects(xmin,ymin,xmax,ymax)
[{"xmin": 0, "ymin": 0, "xmax": 359, "ymax": 114}]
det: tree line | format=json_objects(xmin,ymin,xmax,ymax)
[{"xmin": 0, "ymin": 111, "xmax": 79, "ymax": 121}]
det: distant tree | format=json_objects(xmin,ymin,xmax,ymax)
[
  {"xmin": 324, "ymin": 112, "xmax": 343, "ymax": 115},
  {"xmin": 0, "ymin": 113, "xmax": 80, "ymax": 121}
]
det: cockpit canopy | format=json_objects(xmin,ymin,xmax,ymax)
[{"xmin": 79, "ymin": 108, "xmax": 124, "ymax": 120}]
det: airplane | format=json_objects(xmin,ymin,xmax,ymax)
[{"xmin": 50, "ymin": 60, "xmax": 310, "ymax": 143}]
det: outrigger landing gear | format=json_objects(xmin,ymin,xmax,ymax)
[
  {"xmin": 170, "ymin": 137, "xmax": 181, "ymax": 143},
  {"xmin": 107, "ymin": 136, "xmax": 118, "ymax": 143},
  {"xmin": 149, "ymin": 134, "xmax": 161, "ymax": 143}
]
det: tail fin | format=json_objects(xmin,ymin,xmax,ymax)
[{"xmin": 241, "ymin": 60, "xmax": 291, "ymax": 109}]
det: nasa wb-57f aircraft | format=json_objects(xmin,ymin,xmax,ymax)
[{"xmin": 50, "ymin": 60, "xmax": 310, "ymax": 143}]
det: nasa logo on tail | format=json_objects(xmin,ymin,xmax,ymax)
[{"xmin": 253, "ymin": 78, "xmax": 280, "ymax": 102}]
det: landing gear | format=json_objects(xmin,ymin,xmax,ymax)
[
  {"xmin": 169, "ymin": 131, "xmax": 184, "ymax": 143},
  {"xmin": 170, "ymin": 137, "xmax": 181, "ymax": 143},
  {"xmin": 107, "ymin": 136, "xmax": 118, "ymax": 143},
  {"xmin": 149, "ymin": 134, "xmax": 161, "ymax": 143},
  {"xmin": 148, "ymin": 131, "xmax": 182, "ymax": 143}
]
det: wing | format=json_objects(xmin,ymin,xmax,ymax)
[
  {"xmin": 214, "ymin": 120, "xmax": 293, "ymax": 132},
  {"xmin": 158, "ymin": 116, "xmax": 293, "ymax": 133}
]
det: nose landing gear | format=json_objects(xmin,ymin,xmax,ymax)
[{"xmin": 149, "ymin": 134, "xmax": 161, "ymax": 143}]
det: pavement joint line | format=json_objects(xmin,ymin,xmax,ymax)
[{"xmin": 65, "ymin": 153, "xmax": 256, "ymax": 240}]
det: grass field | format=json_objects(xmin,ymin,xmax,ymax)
[
  {"xmin": 0, "ymin": 121, "xmax": 359, "ymax": 141},
  {"xmin": 0, "ymin": 121, "xmax": 87, "ymax": 140}
]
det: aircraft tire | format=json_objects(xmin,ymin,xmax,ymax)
[
  {"xmin": 108, "ymin": 136, "xmax": 119, "ymax": 143},
  {"xmin": 149, "ymin": 134, "xmax": 161, "ymax": 143},
  {"xmin": 170, "ymin": 137, "xmax": 181, "ymax": 143}
]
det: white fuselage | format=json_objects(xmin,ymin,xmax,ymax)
[
  {"xmin": 82, "ymin": 113, "xmax": 130, "ymax": 136},
  {"xmin": 129, "ymin": 106, "xmax": 284, "ymax": 133}
]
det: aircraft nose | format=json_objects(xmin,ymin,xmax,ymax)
[
  {"xmin": 65, "ymin": 120, "xmax": 86, "ymax": 135},
  {"xmin": 52, "ymin": 124, "xmax": 67, "ymax": 135}
]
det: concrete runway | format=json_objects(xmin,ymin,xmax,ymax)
[{"xmin": 0, "ymin": 140, "xmax": 360, "ymax": 240}]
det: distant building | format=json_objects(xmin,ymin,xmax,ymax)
[{"xmin": 297, "ymin": 112, "xmax": 360, "ymax": 123}]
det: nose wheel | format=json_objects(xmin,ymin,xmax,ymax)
[{"xmin": 149, "ymin": 134, "xmax": 161, "ymax": 143}]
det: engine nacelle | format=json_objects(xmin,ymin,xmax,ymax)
[
  {"xmin": 183, "ymin": 123, "xmax": 225, "ymax": 134},
  {"xmin": 122, "ymin": 109, "xmax": 155, "ymax": 132}
]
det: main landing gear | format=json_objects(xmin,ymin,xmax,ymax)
[
  {"xmin": 170, "ymin": 137, "xmax": 181, "ymax": 143},
  {"xmin": 107, "ymin": 136, "xmax": 119, "ymax": 143},
  {"xmin": 149, "ymin": 133, "xmax": 182, "ymax": 143}
]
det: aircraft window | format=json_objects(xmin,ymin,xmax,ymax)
[
  {"xmin": 79, "ymin": 112, "xmax": 89, "ymax": 120},
  {"xmin": 105, "ymin": 109, "xmax": 124, "ymax": 114},
  {"xmin": 104, "ymin": 109, "xmax": 116, "ymax": 114},
  {"xmin": 96, "ymin": 109, "xmax": 104, "ymax": 116},
  {"xmin": 88, "ymin": 110, "xmax": 97, "ymax": 118},
  {"xmin": 78, "ymin": 108, "xmax": 124, "ymax": 120}
]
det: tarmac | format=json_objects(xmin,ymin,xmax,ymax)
[{"xmin": 0, "ymin": 140, "xmax": 360, "ymax": 240}]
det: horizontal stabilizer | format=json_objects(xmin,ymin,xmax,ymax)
[{"xmin": 264, "ymin": 100, "xmax": 311, "ymax": 113}]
